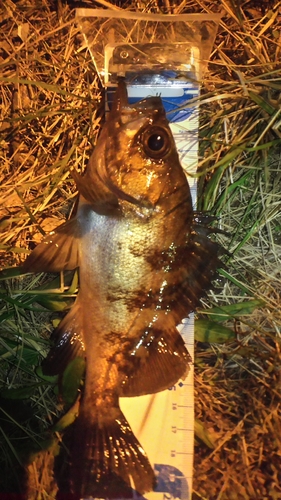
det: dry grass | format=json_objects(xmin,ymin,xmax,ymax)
[
  {"xmin": 0, "ymin": 0, "xmax": 101, "ymax": 267},
  {"xmin": 0, "ymin": 0, "xmax": 281, "ymax": 499}
]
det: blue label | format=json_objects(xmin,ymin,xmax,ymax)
[
  {"xmin": 128, "ymin": 463, "xmax": 189, "ymax": 500},
  {"xmin": 155, "ymin": 464, "xmax": 189, "ymax": 499}
]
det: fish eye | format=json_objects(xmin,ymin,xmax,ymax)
[{"xmin": 142, "ymin": 127, "xmax": 171, "ymax": 159}]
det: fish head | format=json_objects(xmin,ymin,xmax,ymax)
[{"xmin": 88, "ymin": 81, "xmax": 192, "ymax": 216}]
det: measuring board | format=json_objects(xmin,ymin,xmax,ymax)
[{"xmin": 119, "ymin": 81, "xmax": 199, "ymax": 500}]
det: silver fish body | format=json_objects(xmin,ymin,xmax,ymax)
[{"xmin": 23, "ymin": 81, "xmax": 220, "ymax": 499}]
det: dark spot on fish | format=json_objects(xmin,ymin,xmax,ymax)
[
  {"xmin": 106, "ymin": 290, "xmax": 126, "ymax": 303},
  {"xmin": 106, "ymin": 338, "xmax": 138, "ymax": 378},
  {"xmin": 103, "ymin": 331, "xmax": 122, "ymax": 344},
  {"xmin": 124, "ymin": 288, "xmax": 155, "ymax": 312},
  {"xmin": 128, "ymin": 244, "xmax": 146, "ymax": 258},
  {"xmin": 145, "ymin": 243, "xmax": 190, "ymax": 271}
]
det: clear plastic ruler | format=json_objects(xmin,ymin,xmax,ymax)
[{"xmin": 120, "ymin": 80, "xmax": 199, "ymax": 500}]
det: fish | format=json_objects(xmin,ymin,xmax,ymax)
[{"xmin": 23, "ymin": 80, "xmax": 221, "ymax": 499}]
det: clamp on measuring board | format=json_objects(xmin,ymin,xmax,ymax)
[{"xmin": 76, "ymin": 9, "xmax": 221, "ymax": 499}]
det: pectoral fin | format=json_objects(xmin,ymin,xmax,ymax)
[
  {"xmin": 23, "ymin": 218, "xmax": 81, "ymax": 273},
  {"xmin": 121, "ymin": 325, "xmax": 191, "ymax": 397}
]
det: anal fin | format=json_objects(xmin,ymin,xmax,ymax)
[{"xmin": 121, "ymin": 323, "xmax": 191, "ymax": 397}]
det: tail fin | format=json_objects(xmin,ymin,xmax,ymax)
[{"xmin": 55, "ymin": 406, "xmax": 155, "ymax": 499}]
